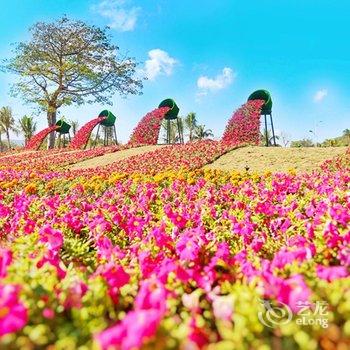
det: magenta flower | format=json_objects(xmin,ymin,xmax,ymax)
[
  {"xmin": 222, "ymin": 99, "xmax": 264, "ymax": 146},
  {"xmin": 95, "ymin": 309, "xmax": 162, "ymax": 350},
  {"xmin": 96, "ymin": 263, "xmax": 130, "ymax": 303},
  {"xmin": 39, "ymin": 225, "xmax": 64, "ymax": 251},
  {"xmin": 128, "ymin": 107, "xmax": 170, "ymax": 146},
  {"xmin": 0, "ymin": 249, "xmax": 12, "ymax": 278},
  {"xmin": 316, "ymin": 265, "xmax": 349, "ymax": 282},
  {"xmin": 0, "ymin": 284, "xmax": 28, "ymax": 336},
  {"xmin": 135, "ymin": 279, "xmax": 167, "ymax": 314}
]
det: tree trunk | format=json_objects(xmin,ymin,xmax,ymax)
[
  {"xmin": 0, "ymin": 132, "xmax": 2, "ymax": 152},
  {"xmin": 47, "ymin": 107, "xmax": 57, "ymax": 149},
  {"xmin": 6, "ymin": 131, "xmax": 11, "ymax": 149}
]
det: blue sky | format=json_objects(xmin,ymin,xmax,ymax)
[{"xmin": 0, "ymin": 0, "xmax": 349, "ymax": 143}]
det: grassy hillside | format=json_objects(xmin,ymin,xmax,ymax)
[{"xmin": 205, "ymin": 146, "xmax": 348, "ymax": 173}]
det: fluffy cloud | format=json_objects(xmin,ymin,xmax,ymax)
[
  {"xmin": 313, "ymin": 89, "xmax": 328, "ymax": 102},
  {"xmin": 197, "ymin": 67, "xmax": 236, "ymax": 91},
  {"xmin": 92, "ymin": 0, "xmax": 140, "ymax": 32},
  {"xmin": 143, "ymin": 49, "xmax": 178, "ymax": 81}
]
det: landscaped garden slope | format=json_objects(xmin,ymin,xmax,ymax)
[
  {"xmin": 0, "ymin": 142, "xmax": 349, "ymax": 349},
  {"xmin": 69, "ymin": 145, "xmax": 165, "ymax": 170},
  {"xmin": 205, "ymin": 146, "xmax": 348, "ymax": 173}
]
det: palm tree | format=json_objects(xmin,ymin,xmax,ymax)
[
  {"xmin": 161, "ymin": 118, "xmax": 184, "ymax": 144},
  {"xmin": 194, "ymin": 124, "xmax": 214, "ymax": 140},
  {"xmin": 0, "ymin": 107, "xmax": 18, "ymax": 148},
  {"xmin": 261, "ymin": 129, "xmax": 280, "ymax": 146},
  {"xmin": 343, "ymin": 129, "xmax": 350, "ymax": 146},
  {"xmin": 69, "ymin": 120, "xmax": 79, "ymax": 136},
  {"xmin": 18, "ymin": 115, "xmax": 37, "ymax": 146},
  {"xmin": 184, "ymin": 112, "xmax": 197, "ymax": 141},
  {"xmin": 0, "ymin": 123, "xmax": 4, "ymax": 152}
]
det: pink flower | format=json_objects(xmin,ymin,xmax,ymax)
[
  {"xmin": 128, "ymin": 107, "xmax": 170, "ymax": 146},
  {"xmin": 0, "ymin": 284, "xmax": 28, "ymax": 336},
  {"xmin": 264, "ymin": 272, "xmax": 311, "ymax": 312},
  {"xmin": 43, "ymin": 308, "xmax": 55, "ymax": 319},
  {"xmin": 96, "ymin": 263, "xmax": 130, "ymax": 303},
  {"xmin": 95, "ymin": 309, "xmax": 162, "ymax": 350},
  {"xmin": 25, "ymin": 125, "xmax": 58, "ymax": 150},
  {"xmin": 176, "ymin": 235, "xmax": 200, "ymax": 262},
  {"xmin": 64, "ymin": 281, "xmax": 88, "ymax": 309},
  {"xmin": 316, "ymin": 265, "xmax": 349, "ymax": 282},
  {"xmin": 39, "ymin": 225, "xmax": 63, "ymax": 251},
  {"xmin": 70, "ymin": 116, "xmax": 106, "ymax": 149},
  {"xmin": 212, "ymin": 295, "xmax": 234, "ymax": 321},
  {"xmin": 187, "ymin": 316, "xmax": 209, "ymax": 349},
  {"xmin": 0, "ymin": 249, "xmax": 12, "ymax": 278},
  {"xmin": 135, "ymin": 279, "xmax": 167, "ymax": 314},
  {"xmin": 222, "ymin": 100, "xmax": 264, "ymax": 146}
]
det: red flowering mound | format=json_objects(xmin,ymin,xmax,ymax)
[
  {"xmin": 70, "ymin": 117, "xmax": 106, "ymax": 150},
  {"xmin": 128, "ymin": 107, "xmax": 170, "ymax": 146},
  {"xmin": 221, "ymin": 99, "xmax": 265, "ymax": 146},
  {"xmin": 25, "ymin": 126, "xmax": 59, "ymax": 150}
]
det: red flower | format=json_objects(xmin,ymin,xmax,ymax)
[
  {"xmin": 128, "ymin": 107, "xmax": 170, "ymax": 146},
  {"xmin": 222, "ymin": 99, "xmax": 264, "ymax": 146},
  {"xmin": 70, "ymin": 116, "xmax": 106, "ymax": 149},
  {"xmin": 25, "ymin": 125, "xmax": 58, "ymax": 150}
]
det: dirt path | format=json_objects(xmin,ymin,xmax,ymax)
[
  {"xmin": 204, "ymin": 146, "xmax": 347, "ymax": 173},
  {"xmin": 69, "ymin": 145, "xmax": 165, "ymax": 170}
]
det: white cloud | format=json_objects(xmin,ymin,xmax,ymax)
[
  {"xmin": 143, "ymin": 49, "xmax": 178, "ymax": 81},
  {"xmin": 197, "ymin": 67, "xmax": 236, "ymax": 92},
  {"xmin": 314, "ymin": 89, "xmax": 328, "ymax": 102},
  {"xmin": 92, "ymin": 0, "xmax": 140, "ymax": 32}
]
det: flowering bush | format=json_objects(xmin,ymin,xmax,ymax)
[
  {"xmin": 128, "ymin": 107, "xmax": 170, "ymax": 146},
  {"xmin": 70, "ymin": 116, "xmax": 106, "ymax": 149},
  {"xmin": 222, "ymin": 100, "xmax": 264, "ymax": 145},
  {"xmin": 25, "ymin": 125, "xmax": 58, "ymax": 150}
]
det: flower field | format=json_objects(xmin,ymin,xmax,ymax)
[
  {"xmin": 0, "ymin": 137, "xmax": 349, "ymax": 350},
  {"xmin": 1, "ymin": 99, "xmax": 350, "ymax": 350}
]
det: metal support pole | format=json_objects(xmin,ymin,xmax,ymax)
[
  {"xmin": 270, "ymin": 114, "xmax": 277, "ymax": 146},
  {"xmin": 113, "ymin": 125, "xmax": 118, "ymax": 145},
  {"xmin": 167, "ymin": 119, "xmax": 170, "ymax": 144},
  {"xmin": 264, "ymin": 114, "xmax": 269, "ymax": 147},
  {"xmin": 177, "ymin": 118, "xmax": 183, "ymax": 144}
]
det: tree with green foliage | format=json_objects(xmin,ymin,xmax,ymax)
[
  {"xmin": 0, "ymin": 123, "xmax": 4, "ymax": 152},
  {"xmin": 343, "ymin": 129, "xmax": 350, "ymax": 146},
  {"xmin": 0, "ymin": 107, "xmax": 18, "ymax": 148},
  {"xmin": 194, "ymin": 124, "xmax": 214, "ymax": 140},
  {"xmin": 184, "ymin": 112, "xmax": 197, "ymax": 141},
  {"xmin": 18, "ymin": 115, "xmax": 37, "ymax": 145},
  {"xmin": 4, "ymin": 16, "xmax": 143, "ymax": 148},
  {"xmin": 161, "ymin": 117, "xmax": 184, "ymax": 144},
  {"xmin": 69, "ymin": 120, "xmax": 79, "ymax": 136},
  {"xmin": 290, "ymin": 138, "xmax": 314, "ymax": 148}
]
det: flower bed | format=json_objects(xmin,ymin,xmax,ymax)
[
  {"xmin": 222, "ymin": 99, "xmax": 264, "ymax": 145},
  {"xmin": 70, "ymin": 116, "xmax": 106, "ymax": 150},
  {"xmin": 0, "ymin": 145, "xmax": 349, "ymax": 348},
  {"xmin": 25, "ymin": 125, "xmax": 59, "ymax": 150},
  {"xmin": 128, "ymin": 107, "xmax": 170, "ymax": 146}
]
